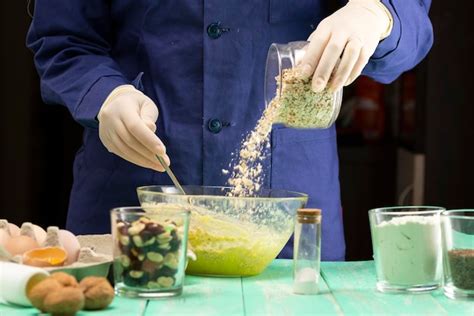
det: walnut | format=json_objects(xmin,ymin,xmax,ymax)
[
  {"xmin": 27, "ymin": 278, "xmax": 62, "ymax": 312},
  {"xmin": 43, "ymin": 287, "xmax": 85, "ymax": 315},
  {"xmin": 50, "ymin": 271, "xmax": 78, "ymax": 287},
  {"xmin": 28, "ymin": 273, "xmax": 97, "ymax": 315},
  {"xmin": 79, "ymin": 276, "xmax": 114, "ymax": 310}
]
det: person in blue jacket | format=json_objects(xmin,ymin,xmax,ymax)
[{"xmin": 27, "ymin": 0, "xmax": 433, "ymax": 261}]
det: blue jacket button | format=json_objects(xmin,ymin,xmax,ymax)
[
  {"xmin": 208, "ymin": 118, "xmax": 223, "ymax": 133},
  {"xmin": 207, "ymin": 22, "xmax": 222, "ymax": 39}
]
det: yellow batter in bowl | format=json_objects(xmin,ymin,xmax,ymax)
[{"xmin": 186, "ymin": 211, "xmax": 290, "ymax": 276}]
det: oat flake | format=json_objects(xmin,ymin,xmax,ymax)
[{"xmin": 226, "ymin": 67, "xmax": 335, "ymax": 197}]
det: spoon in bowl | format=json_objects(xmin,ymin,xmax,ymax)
[{"xmin": 156, "ymin": 155, "xmax": 186, "ymax": 195}]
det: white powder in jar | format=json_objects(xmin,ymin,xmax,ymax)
[
  {"xmin": 372, "ymin": 215, "xmax": 442, "ymax": 286},
  {"xmin": 293, "ymin": 267, "xmax": 319, "ymax": 295}
]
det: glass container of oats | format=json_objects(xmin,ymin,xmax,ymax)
[{"xmin": 265, "ymin": 41, "xmax": 343, "ymax": 129}]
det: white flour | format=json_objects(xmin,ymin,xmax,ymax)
[{"xmin": 372, "ymin": 215, "xmax": 442, "ymax": 286}]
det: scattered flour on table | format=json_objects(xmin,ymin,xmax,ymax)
[{"xmin": 372, "ymin": 215, "xmax": 442, "ymax": 285}]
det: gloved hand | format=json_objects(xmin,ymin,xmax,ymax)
[
  {"xmin": 298, "ymin": 0, "xmax": 393, "ymax": 92},
  {"xmin": 97, "ymin": 85, "xmax": 170, "ymax": 171}
]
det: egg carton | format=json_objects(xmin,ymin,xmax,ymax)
[{"xmin": 0, "ymin": 220, "xmax": 113, "ymax": 280}]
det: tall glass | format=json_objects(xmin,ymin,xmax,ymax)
[
  {"xmin": 441, "ymin": 210, "xmax": 474, "ymax": 299},
  {"xmin": 369, "ymin": 206, "xmax": 445, "ymax": 293},
  {"xmin": 111, "ymin": 207, "xmax": 190, "ymax": 298}
]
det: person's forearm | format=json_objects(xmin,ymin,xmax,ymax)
[{"xmin": 362, "ymin": 0, "xmax": 434, "ymax": 83}]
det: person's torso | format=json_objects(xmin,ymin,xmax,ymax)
[
  {"xmin": 69, "ymin": 0, "xmax": 345, "ymax": 260},
  {"xmin": 105, "ymin": 0, "xmax": 328, "ymax": 185}
]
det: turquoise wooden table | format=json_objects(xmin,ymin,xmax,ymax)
[{"xmin": 1, "ymin": 260, "xmax": 472, "ymax": 315}]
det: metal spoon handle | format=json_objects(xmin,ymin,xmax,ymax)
[{"xmin": 156, "ymin": 155, "xmax": 186, "ymax": 195}]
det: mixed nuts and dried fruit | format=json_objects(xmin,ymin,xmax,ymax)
[{"xmin": 114, "ymin": 216, "xmax": 182, "ymax": 290}]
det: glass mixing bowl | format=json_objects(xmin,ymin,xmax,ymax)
[{"xmin": 136, "ymin": 186, "xmax": 308, "ymax": 277}]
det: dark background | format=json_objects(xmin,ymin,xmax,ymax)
[{"xmin": 0, "ymin": 1, "xmax": 472, "ymax": 260}]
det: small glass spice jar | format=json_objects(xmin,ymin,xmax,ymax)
[
  {"xmin": 265, "ymin": 41, "xmax": 342, "ymax": 129},
  {"xmin": 293, "ymin": 208, "xmax": 321, "ymax": 295},
  {"xmin": 441, "ymin": 209, "xmax": 474, "ymax": 300}
]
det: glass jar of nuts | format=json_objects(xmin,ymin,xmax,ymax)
[
  {"xmin": 111, "ymin": 207, "xmax": 190, "ymax": 298},
  {"xmin": 265, "ymin": 41, "xmax": 343, "ymax": 129}
]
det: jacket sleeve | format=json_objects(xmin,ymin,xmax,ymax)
[
  {"xmin": 26, "ymin": 0, "xmax": 130, "ymax": 128},
  {"xmin": 362, "ymin": 0, "xmax": 434, "ymax": 83}
]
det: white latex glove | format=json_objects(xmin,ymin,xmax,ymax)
[
  {"xmin": 97, "ymin": 85, "xmax": 170, "ymax": 171},
  {"xmin": 298, "ymin": 0, "xmax": 393, "ymax": 92}
]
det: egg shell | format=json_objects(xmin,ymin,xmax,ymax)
[
  {"xmin": 20, "ymin": 223, "xmax": 47, "ymax": 244},
  {"xmin": 32, "ymin": 225, "xmax": 47, "ymax": 244},
  {"xmin": 58, "ymin": 229, "xmax": 81, "ymax": 264},
  {"xmin": 4, "ymin": 235, "xmax": 40, "ymax": 256},
  {"xmin": 8, "ymin": 223, "xmax": 21, "ymax": 237},
  {"xmin": 0, "ymin": 229, "xmax": 11, "ymax": 247}
]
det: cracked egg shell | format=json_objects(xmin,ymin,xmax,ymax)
[
  {"xmin": 0, "ymin": 229, "xmax": 11, "ymax": 247},
  {"xmin": 58, "ymin": 229, "xmax": 81, "ymax": 265},
  {"xmin": 5, "ymin": 235, "xmax": 40, "ymax": 256},
  {"xmin": 8, "ymin": 223, "xmax": 20, "ymax": 237}
]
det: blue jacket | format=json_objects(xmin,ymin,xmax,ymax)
[{"xmin": 27, "ymin": 0, "xmax": 433, "ymax": 261}]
